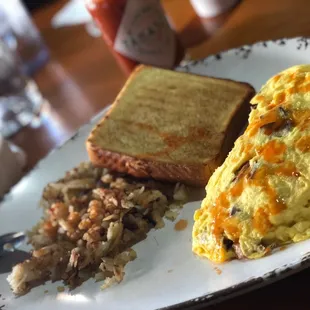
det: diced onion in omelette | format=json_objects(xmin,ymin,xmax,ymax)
[{"xmin": 192, "ymin": 64, "xmax": 310, "ymax": 263}]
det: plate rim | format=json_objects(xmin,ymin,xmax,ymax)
[
  {"xmin": 178, "ymin": 36, "xmax": 310, "ymax": 73},
  {"xmin": 160, "ymin": 251, "xmax": 310, "ymax": 310}
]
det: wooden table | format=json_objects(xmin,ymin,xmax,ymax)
[{"xmin": 10, "ymin": 0, "xmax": 310, "ymax": 308}]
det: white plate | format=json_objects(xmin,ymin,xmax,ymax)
[{"xmin": 2, "ymin": 37, "xmax": 310, "ymax": 310}]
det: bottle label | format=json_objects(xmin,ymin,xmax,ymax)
[{"xmin": 114, "ymin": 0, "xmax": 176, "ymax": 68}]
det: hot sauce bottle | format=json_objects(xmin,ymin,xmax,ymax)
[{"xmin": 85, "ymin": 0, "xmax": 184, "ymax": 74}]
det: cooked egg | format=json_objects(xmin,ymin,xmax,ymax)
[{"xmin": 192, "ymin": 64, "xmax": 310, "ymax": 263}]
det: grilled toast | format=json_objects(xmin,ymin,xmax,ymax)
[{"xmin": 87, "ymin": 65, "xmax": 255, "ymax": 186}]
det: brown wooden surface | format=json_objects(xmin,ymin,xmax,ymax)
[{"xmin": 8, "ymin": 0, "xmax": 310, "ymax": 308}]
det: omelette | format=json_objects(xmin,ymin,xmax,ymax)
[{"xmin": 193, "ymin": 65, "xmax": 310, "ymax": 263}]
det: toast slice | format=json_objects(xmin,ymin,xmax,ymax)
[{"xmin": 87, "ymin": 65, "xmax": 255, "ymax": 186}]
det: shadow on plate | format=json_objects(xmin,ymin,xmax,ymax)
[
  {"xmin": 0, "ymin": 250, "xmax": 31, "ymax": 274},
  {"xmin": 188, "ymin": 186, "xmax": 205, "ymax": 202}
]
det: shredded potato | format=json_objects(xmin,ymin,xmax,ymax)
[{"xmin": 8, "ymin": 162, "xmax": 187, "ymax": 295}]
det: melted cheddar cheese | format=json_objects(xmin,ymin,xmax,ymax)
[{"xmin": 193, "ymin": 65, "xmax": 310, "ymax": 262}]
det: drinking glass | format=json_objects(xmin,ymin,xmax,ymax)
[
  {"xmin": 0, "ymin": 0, "xmax": 50, "ymax": 76},
  {"xmin": 0, "ymin": 39, "xmax": 46, "ymax": 138}
]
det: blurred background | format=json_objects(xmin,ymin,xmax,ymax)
[
  {"xmin": 24, "ymin": 1, "xmax": 55, "ymax": 11},
  {"xmin": 1, "ymin": 0, "xmax": 310, "ymax": 192}
]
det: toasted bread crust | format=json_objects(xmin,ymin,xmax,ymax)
[
  {"xmin": 219, "ymin": 84, "xmax": 254, "ymax": 163},
  {"xmin": 87, "ymin": 65, "xmax": 255, "ymax": 186},
  {"xmin": 87, "ymin": 142, "xmax": 213, "ymax": 186}
]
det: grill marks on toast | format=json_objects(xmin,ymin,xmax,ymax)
[
  {"xmin": 103, "ymin": 117, "xmax": 217, "ymax": 160},
  {"xmin": 87, "ymin": 65, "xmax": 255, "ymax": 186},
  {"xmin": 142, "ymin": 127, "xmax": 214, "ymax": 158}
]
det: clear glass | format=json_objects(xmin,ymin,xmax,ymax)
[
  {"xmin": 0, "ymin": 39, "xmax": 46, "ymax": 138},
  {"xmin": 0, "ymin": 0, "xmax": 49, "ymax": 76}
]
